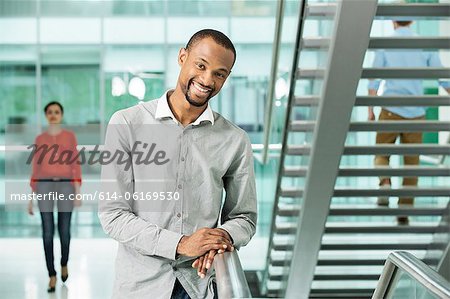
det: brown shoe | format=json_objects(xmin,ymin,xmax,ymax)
[
  {"xmin": 397, "ymin": 216, "xmax": 409, "ymax": 226},
  {"xmin": 47, "ymin": 275, "xmax": 56, "ymax": 293},
  {"xmin": 61, "ymin": 266, "xmax": 68, "ymax": 282}
]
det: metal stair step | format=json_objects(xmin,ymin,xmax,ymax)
[
  {"xmin": 279, "ymin": 186, "xmax": 450, "ymax": 198},
  {"xmin": 289, "ymin": 120, "xmax": 315, "ymax": 131},
  {"xmin": 273, "ymin": 240, "xmax": 440, "ymax": 251},
  {"xmin": 270, "ymin": 273, "xmax": 380, "ymax": 281},
  {"xmin": 289, "ymin": 120, "xmax": 450, "ymax": 132},
  {"xmin": 301, "ymin": 37, "xmax": 450, "ymax": 50},
  {"xmin": 317, "ymin": 257, "xmax": 439, "ymax": 266},
  {"xmin": 283, "ymin": 166, "xmax": 450, "ymax": 177},
  {"xmin": 325, "ymin": 224, "xmax": 441, "ymax": 234},
  {"xmin": 301, "ymin": 37, "xmax": 330, "ymax": 49},
  {"xmin": 320, "ymin": 243, "xmax": 442, "ymax": 251},
  {"xmin": 294, "ymin": 95, "xmax": 450, "ymax": 107},
  {"xmin": 268, "ymin": 289, "xmax": 373, "ymax": 296},
  {"xmin": 376, "ymin": 3, "xmax": 450, "ymax": 17},
  {"xmin": 348, "ymin": 121, "xmax": 450, "ymax": 132},
  {"xmin": 341, "ymin": 144, "xmax": 450, "ymax": 155},
  {"xmin": 305, "ymin": 3, "xmax": 336, "ymax": 17},
  {"xmin": 294, "ymin": 95, "xmax": 320, "ymax": 106},
  {"xmin": 361, "ymin": 68, "xmax": 450, "ymax": 79},
  {"xmin": 369, "ymin": 37, "xmax": 450, "ymax": 49},
  {"xmin": 277, "ymin": 204, "xmax": 447, "ymax": 217},
  {"xmin": 310, "ymin": 288, "xmax": 374, "ymax": 296},
  {"xmin": 355, "ymin": 95, "xmax": 450, "ymax": 107},
  {"xmin": 296, "ymin": 68, "xmax": 325, "ymax": 79},
  {"xmin": 296, "ymin": 68, "xmax": 450, "ymax": 79},
  {"xmin": 267, "ymin": 287, "xmax": 373, "ymax": 298},
  {"xmin": 287, "ymin": 144, "xmax": 450, "ymax": 156},
  {"xmin": 270, "ymin": 255, "xmax": 439, "ymax": 267},
  {"xmin": 305, "ymin": 3, "xmax": 450, "ymax": 18},
  {"xmin": 275, "ymin": 222, "xmax": 442, "ymax": 235}
]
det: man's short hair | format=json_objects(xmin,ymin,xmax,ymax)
[
  {"xmin": 185, "ymin": 29, "xmax": 236, "ymax": 65},
  {"xmin": 394, "ymin": 20, "xmax": 413, "ymax": 27}
]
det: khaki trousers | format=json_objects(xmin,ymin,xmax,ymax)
[{"xmin": 374, "ymin": 109, "xmax": 425, "ymax": 205}]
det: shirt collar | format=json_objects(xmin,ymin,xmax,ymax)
[{"xmin": 154, "ymin": 90, "xmax": 215, "ymax": 126}]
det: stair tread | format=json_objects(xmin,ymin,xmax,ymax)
[
  {"xmin": 376, "ymin": 3, "xmax": 450, "ymax": 17},
  {"xmin": 283, "ymin": 165, "xmax": 450, "ymax": 177},
  {"xmin": 301, "ymin": 37, "xmax": 450, "ymax": 50},
  {"xmin": 275, "ymin": 221, "xmax": 443, "ymax": 234},
  {"xmin": 280, "ymin": 186, "xmax": 450, "ymax": 197},
  {"xmin": 287, "ymin": 144, "xmax": 450, "ymax": 155}
]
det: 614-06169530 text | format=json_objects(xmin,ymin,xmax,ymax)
[{"xmin": 97, "ymin": 191, "xmax": 180, "ymax": 201}]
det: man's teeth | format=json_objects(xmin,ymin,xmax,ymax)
[{"xmin": 193, "ymin": 82, "xmax": 210, "ymax": 93}]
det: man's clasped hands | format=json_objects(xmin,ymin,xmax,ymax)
[{"xmin": 176, "ymin": 227, "xmax": 234, "ymax": 278}]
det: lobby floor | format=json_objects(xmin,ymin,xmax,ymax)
[{"xmin": 0, "ymin": 237, "xmax": 267, "ymax": 299}]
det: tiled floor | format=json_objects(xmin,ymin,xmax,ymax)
[
  {"xmin": 0, "ymin": 239, "xmax": 116, "ymax": 299},
  {"xmin": 0, "ymin": 237, "xmax": 267, "ymax": 299}
]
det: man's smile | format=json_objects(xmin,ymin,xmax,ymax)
[{"xmin": 190, "ymin": 80, "xmax": 212, "ymax": 96}]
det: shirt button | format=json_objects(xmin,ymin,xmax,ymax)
[
  {"xmin": 181, "ymin": 157, "xmax": 185, "ymax": 162},
  {"xmin": 178, "ymin": 184, "xmax": 182, "ymax": 189},
  {"xmin": 176, "ymin": 213, "xmax": 181, "ymax": 218}
]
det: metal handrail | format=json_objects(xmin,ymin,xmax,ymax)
[
  {"xmin": 214, "ymin": 250, "xmax": 252, "ymax": 299},
  {"xmin": 261, "ymin": 0, "xmax": 308, "ymax": 295},
  {"xmin": 372, "ymin": 251, "xmax": 450, "ymax": 299},
  {"xmin": 261, "ymin": 0, "xmax": 285, "ymax": 164}
]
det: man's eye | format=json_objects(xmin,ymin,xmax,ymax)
[
  {"xmin": 197, "ymin": 64, "xmax": 205, "ymax": 70},
  {"xmin": 216, "ymin": 73, "xmax": 225, "ymax": 78}
]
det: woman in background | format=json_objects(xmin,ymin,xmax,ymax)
[{"xmin": 28, "ymin": 101, "xmax": 82, "ymax": 292}]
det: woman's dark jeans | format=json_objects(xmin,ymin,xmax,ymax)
[{"xmin": 37, "ymin": 180, "xmax": 74, "ymax": 277}]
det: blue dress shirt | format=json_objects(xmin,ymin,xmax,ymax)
[{"xmin": 368, "ymin": 27, "xmax": 450, "ymax": 118}]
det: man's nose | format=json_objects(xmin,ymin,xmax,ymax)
[{"xmin": 199, "ymin": 72, "xmax": 214, "ymax": 88}]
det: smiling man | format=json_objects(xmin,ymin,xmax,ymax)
[{"xmin": 98, "ymin": 29, "xmax": 257, "ymax": 299}]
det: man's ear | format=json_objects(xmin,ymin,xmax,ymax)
[{"xmin": 178, "ymin": 48, "xmax": 187, "ymax": 67}]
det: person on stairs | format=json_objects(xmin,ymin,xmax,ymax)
[{"xmin": 368, "ymin": 20, "xmax": 450, "ymax": 225}]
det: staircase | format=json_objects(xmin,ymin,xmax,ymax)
[{"xmin": 261, "ymin": 1, "xmax": 450, "ymax": 298}]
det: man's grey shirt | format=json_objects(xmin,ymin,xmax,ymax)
[{"xmin": 98, "ymin": 90, "xmax": 257, "ymax": 299}]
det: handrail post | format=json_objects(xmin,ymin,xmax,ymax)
[
  {"xmin": 214, "ymin": 250, "xmax": 252, "ymax": 299},
  {"xmin": 261, "ymin": 0, "xmax": 285, "ymax": 164},
  {"xmin": 372, "ymin": 251, "xmax": 450, "ymax": 299}
]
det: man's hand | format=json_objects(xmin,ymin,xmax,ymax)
[
  {"xmin": 176, "ymin": 228, "xmax": 233, "ymax": 257},
  {"xmin": 368, "ymin": 89, "xmax": 377, "ymax": 121},
  {"xmin": 192, "ymin": 250, "xmax": 216, "ymax": 278},
  {"xmin": 190, "ymin": 228, "xmax": 234, "ymax": 278},
  {"xmin": 368, "ymin": 107, "xmax": 375, "ymax": 121}
]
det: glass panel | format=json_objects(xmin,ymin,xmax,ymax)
[
  {"xmin": 0, "ymin": 0, "xmax": 36, "ymax": 17},
  {"xmin": 0, "ymin": 46, "xmax": 37, "ymax": 128},
  {"xmin": 386, "ymin": 268, "xmax": 440, "ymax": 299},
  {"xmin": 103, "ymin": 45, "xmax": 166, "ymax": 123}
]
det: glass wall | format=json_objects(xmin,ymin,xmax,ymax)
[{"xmin": 0, "ymin": 0, "xmax": 299, "ymax": 239}]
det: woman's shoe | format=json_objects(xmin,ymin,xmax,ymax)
[
  {"xmin": 61, "ymin": 266, "xmax": 68, "ymax": 282},
  {"xmin": 47, "ymin": 275, "xmax": 56, "ymax": 293}
]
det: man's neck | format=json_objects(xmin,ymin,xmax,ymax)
[{"xmin": 167, "ymin": 88, "xmax": 208, "ymax": 127}]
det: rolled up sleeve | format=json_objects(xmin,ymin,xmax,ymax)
[
  {"xmin": 218, "ymin": 132, "xmax": 257, "ymax": 248},
  {"xmin": 98, "ymin": 111, "xmax": 183, "ymax": 260},
  {"xmin": 368, "ymin": 50, "xmax": 386, "ymax": 91}
]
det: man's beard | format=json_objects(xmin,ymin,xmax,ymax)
[{"xmin": 185, "ymin": 79, "xmax": 213, "ymax": 107}]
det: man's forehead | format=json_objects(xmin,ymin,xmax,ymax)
[{"xmin": 188, "ymin": 38, "xmax": 234, "ymax": 68}]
